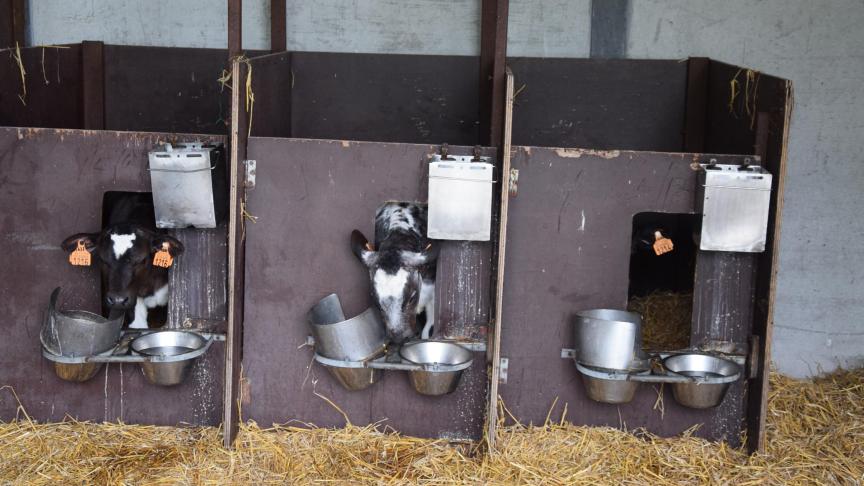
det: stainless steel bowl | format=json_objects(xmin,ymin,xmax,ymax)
[
  {"xmin": 663, "ymin": 353, "xmax": 741, "ymax": 409},
  {"xmin": 131, "ymin": 331, "xmax": 208, "ymax": 386},
  {"xmin": 576, "ymin": 360, "xmax": 650, "ymax": 404},
  {"xmin": 308, "ymin": 294, "xmax": 387, "ymax": 361},
  {"xmin": 400, "ymin": 341, "xmax": 474, "ymax": 396},
  {"xmin": 573, "ymin": 309, "xmax": 642, "ymax": 370}
]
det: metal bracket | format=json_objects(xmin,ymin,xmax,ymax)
[
  {"xmin": 244, "ymin": 159, "xmax": 257, "ymax": 189},
  {"xmin": 508, "ymin": 168, "xmax": 519, "ymax": 197},
  {"xmin": 561, "ymin": 348, "xmax": 577, "ymax": 359},
  {"xmin": 747, "ymin": 335, "xmax": 761, "ymax": 379},
  {"xmin": 498, "ymin": 357, "xmax": 509, "ymax": 384}
]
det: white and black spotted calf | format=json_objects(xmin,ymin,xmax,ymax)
[
  {"xmin": 351, "ymin": 202, "xmax": 438, "ymax": 344},
  {"xmin": 61, "ymin": 193, "xmax": 183, "ymax": 329}
]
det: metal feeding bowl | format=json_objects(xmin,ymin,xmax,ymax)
[
  {"xmin": 576, "ymin": 358, "xmax": 650, "ymax": 404},
  {"xmin": 399, "ymin": 341, "xmax": 473, "ymax": 396},
  {"xmin": 573, "ymin": 309, "xmax": 643, "ymax": 370},
  {"xmin": 663, "ymin": 353, "xmax": 741, "ymax": 409},
  {"xmin": 130, "ymin": 331, "xmax": 209, "ymax": 386},
  {"xmin": 308, "ymin": 294, "xmax": 387, "ymax": 391},
  {"xmin": 41, "ymin": 287, "xmax": 124, "ymax": 382}
]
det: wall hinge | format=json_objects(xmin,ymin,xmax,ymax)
[
  {"xmin": 498, "ymin": 357, "xmax": 509, "ymax": 384},
  {"xmin": 244, "ymin": 160, "xmax": 257, "ymax": 189},
  {"xmin": 508, "ymin": 169, "xmax": 519, "ymax": 197}
]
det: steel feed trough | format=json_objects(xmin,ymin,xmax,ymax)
[
  {"xmin": 563, "ymin": 308, "xmax": 744, "ymax": 409},
  {"xmin": 307, "ymin": 294, "xmax": 475, "ymax": 396},
  {"xmin": 40, "ymin": 289, "xmax": 220, "ymax": 386}
]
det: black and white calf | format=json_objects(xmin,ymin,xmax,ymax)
[
  {"xmin": 61, "ymin": 193, "xmax": 184, "ymax": 329},
  {"xmin": 351, "ymin": 202, "xmax": 438, "ymax": 344}
]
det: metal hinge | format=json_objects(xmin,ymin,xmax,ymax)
[
  {"xmin": 244, "ymin": 160, "xmax": 257, "ymax": 189},
  {"xmin": 498, "ymin": 357, "xmax": 509, "ymax": 384},
  {"xmin": 508, "ymin": 169, "xmax": 519, "ymax": 197}
]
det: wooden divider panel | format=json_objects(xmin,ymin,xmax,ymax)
[
  {"xmin": 0, "ymin": 127, "xmax": 226, "ymax": 426},
  {"xmin": 242, "ymin": 138, "xmax": 492, "ymax": 439},
  {"xmin": 498, "ymin": 146, "xmax": 750, "ymax": 444}
]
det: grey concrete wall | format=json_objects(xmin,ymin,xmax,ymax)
[
  {"xmin": 626, "ymin": 0, "xmax": 864, "ymax": 378},
  {"xmin": 27, "ymin": 0, "xmax": 590, "ymax": 57},
  {"xmin": 24, "ymin": 0, "xmax": 864, "ymax": 377}
]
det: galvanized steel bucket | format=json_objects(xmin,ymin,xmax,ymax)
[
  {"xmin": 307, "ymin": 294, "xmax": 387, "ymax": 391},
  {"xmin": 41, "ymin": 287, "xmax": 123, "ymax": 382}
]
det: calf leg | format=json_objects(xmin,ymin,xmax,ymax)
[
  {"xmin": 129, "ymin": 298, "xmax": 149, "ymax": 329},
  {"xmin": 419, "ymin": 280, "xmax": 435, "ymax": 339}
]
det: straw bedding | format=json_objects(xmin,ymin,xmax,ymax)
[
  {"xmin": 1, "ymin": 369, "xmax": 862, "ymax": 485},
  {"xmin": 628, "ymin": 291, "xmax": 693, "ymax": 350}
]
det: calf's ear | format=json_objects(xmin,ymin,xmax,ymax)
[
  {"xmin": 351, "ymin": 230, "xmax": 377, "ymax": 266},
  {"xmin": 151, "ymin": 234, "xmax": 185, "ymax": 256},
  {"xmin": 61, "ymin": 233, "xmax": 99, "ymax": 253},
  {"xmin": 400, "ymin": 242, "xmax": 439, "ymax": 268}
]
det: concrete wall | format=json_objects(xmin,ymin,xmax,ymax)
[
  {"xmin": 27, "ymin": 0, "xmax": 590, "ymax": 57},
  {"xmin": 24, "ymin": 0, "xmax": 864, "ymax": 377}
]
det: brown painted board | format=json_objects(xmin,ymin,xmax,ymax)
[
  {"xmin": 498, "ymin": 146, "xmax": 750, "ymax": 444},
  {"xmin": 705, "ymin": 61, "xmax": 792, "ymax": 453},
  {"xmin": 249, "ymin": 51, "xmax": 292, "ymax": 138},
  {"xmin": 288, "ymin": 52, "xmax": 481, "ymax": 145},
  {"xmin": 0, "ymin": 44, "xmax": 82, "ymax": 129},
  {"xmin": 0, "ymin": 127, "xmax": 227, "ymax": 426},
  {"xmin": 242, "ymin": 138, "xmax": 490, "ymax": 439},
  {"xmin": 507, "ymin": 58, "xmax": 688, "ymax": 152},
  {"xmin": 102, "ymin": 46, "xmax": 238, "ymax": 135}
]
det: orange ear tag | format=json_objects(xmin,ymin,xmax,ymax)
[
  {"xmin": 153, "ymin": 242, "xmax": 174, "ymax": 268},
  {"xmin": 652, "ymin": 231, "xmax": 674, "ymax": 256},
  {"xmin": 69, "ymin": 240, "xmax": 91, "ymax": 266}
]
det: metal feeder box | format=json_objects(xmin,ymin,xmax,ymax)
[
  {"xmin": 148, "ymin": 142, "xmax": 227, "ymax": 229},
  {"xmin": 427, "ymin": 154, "xmax": 494, "ymax": 241},
  {"xmin": 696, "ymin": 163, "xmax": 772, "ymax": 252}
]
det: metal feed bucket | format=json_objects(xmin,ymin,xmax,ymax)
[
  {"xmin": 663, "ymin": 354, "xmax": 741, "ymax": 409},
  {"xmin": 399, "ymin": 341, "xmax": 473, "ymax": 396},
  {"xmin": 131, "ymin": 331, "xmax": 209, "ymax": 386},
  {"xmin": 308, "ymin": 294, "xmax": 387, "ymax": 391},
  {"xmin": 308, "ymin": 294, "xmax": 387, "ymax": 360},
  {"xmin": 573, "ymin": 309, "xmax": 643, "ymax": 371},
  {"xmin": 576, "ymin": 361, "xmax": 650, "ymax": 404},
  {"xmin": 41, "ymin": 287, "xmax": 124, "ymax": 382}
]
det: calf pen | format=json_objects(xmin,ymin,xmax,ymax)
[{"xmin": 2, "ymin": 46, "xmax": 791, "ymax": 455}]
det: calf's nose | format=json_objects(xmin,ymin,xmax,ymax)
[{"xmin": 105, "ymin": 294, "xmax": 130, "ymax": 307}]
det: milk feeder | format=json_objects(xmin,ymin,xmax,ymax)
[
  {"xmin": 148, "ymin": 142, "xmax": 227, "ymax": 229},
  {"xmin": 427, "ymin": 147, "xmax": 494, "ymax": 241}
]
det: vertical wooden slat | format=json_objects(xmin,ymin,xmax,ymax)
[
  {"xmin": 80, "ymin": 41, "xmax": 105, "ymax": 130},
  {"xmin": 479, "ymin": 0, "xmax": 508, "ymax": 148},
  {"xmin": 747, "ymin": 83, "xmax": 793, "ymax": 454},
  {"xmin": 270, "ymin": 0, "xmax": 286, "ymax": 52},
  {"xmin": 684, "ymin": 57, "xmax": 709, "ymax": 152},
  {"xmin": 0, "ymin": 0, "xmax": 24, "ymax": 48},
  {"xmin": 223, "ymin": 59, "xmax": 249, "ymax": 448},
  {"xmin": 486, "ymin": 67, "xmax": 514, "ymax": 450},
  {"xmin": 228, "ymin": 0, "xmax": 242, "ymax": 59},
  {"xmin": 589, "ymin": 0, "xmax": 631, "ymax": 59}
]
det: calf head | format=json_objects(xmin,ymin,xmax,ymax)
[
  {"xmin": 351, "ymin": 230, "xmax": 437, "ymax": 343},
  {"xmin": 62, "ymin": 225, "xmax": 184, "ymax": 311}
]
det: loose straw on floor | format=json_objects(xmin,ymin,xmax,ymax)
[{"xmin": 1, "ymin": 369, "xmax": 862, "ymax": 485}]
